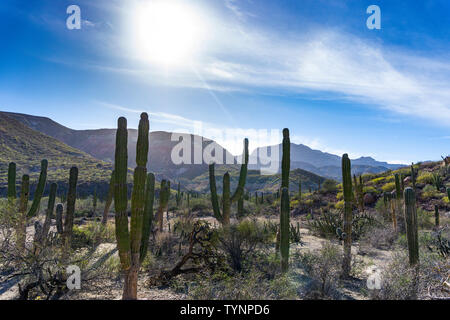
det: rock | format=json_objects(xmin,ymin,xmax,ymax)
[
  {"xmin": 363, "ymin": 193, "xmax": 376, "ymax": 205},
  {"xmin": 403, "ymin": 176, "xmax": 411, "ymax": 184}
]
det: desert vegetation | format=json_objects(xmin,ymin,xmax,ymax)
[{"xmin": 0, "ymin": 113, "xmax": 449, "ymax": 300}]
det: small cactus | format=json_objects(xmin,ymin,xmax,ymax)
[
  {"xmin": 63, "ymin": 167, "xmax": 78, "ymax": 252},
  {"xmin": 102, "ymin": 170, "xmax": 115, "ymax": 225},
  {"xmin": 56, "ymin": 203, "xmax": 64, "ymax": 234},
  {"xmin": 16, "ymin": 175, "xmax": 30, "ymax": 252},
  {"xmin": 404, "ymin": 187, "xmax": 419, "ymax": 266},
  {"xmin": 434, "ymin": 205, "xmax": 439, "ymax": 227}
]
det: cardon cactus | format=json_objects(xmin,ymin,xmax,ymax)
[
  {"xmin": 114, "ymin": 113, "xmax": 153, "ymax": 300},
  {"xmin": 63, "ymin": 167, "xmax": 78, "ymax": 252},
  {"xmin": 156, "ymin": 180, "xmax": 169, "ymax": 231},
  {"xmin": 281, "ymin": 129, "xmax": 290, "ymax": 189},
  {"xmin": 7, "ymin": 162, "xmax": 16, "ymax": 201},
  {"xmin": 237, "ymin": 194, "xmax": 244, "ymax": 219},
  {"xmin": 434, "ymin": 205, "xmax": 439, "ymax": 227},
  {"xmin": 341, "ymin": 154, "xmax": 353, "ymax": 278},
  {"xmin": 28, "ymin": 159, "xmax": 48, "ymax": 217},
  {"xmin": 404, "ymin": 187, "xmax": 419, "ymax": 266},
  {"xmin": 447, "ymin": 187, "xmax": 450, "ymax": 201},
  {"xmin": 140, "ymin": 173, "xmax": 155, "ymax": 262},
  {"xmin": 16, "ymin": 175, "xmax": 30, "ymax": 252},
  {"xmin": 280, "ymin": 187, "xmax": 290, "ymax": 273},
  {"xmin": 209, "ymin": 138, "xmax": 248, "ymax": 225},
  {"xmin": 102, "ymin": 170, "xmax": 115, "ymax": 225}
]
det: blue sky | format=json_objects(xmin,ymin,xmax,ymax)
[{"xmin": 0, "ymin": 0, "xmax": 449, "ymax": 163}]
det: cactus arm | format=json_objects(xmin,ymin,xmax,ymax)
[
  {"xmin": 222, "ymin": 172, "xmax": 231, "ymax": 225},
  {"xmin": 102, "ymin": 170, "xmax": 115, "ymax": 225},
  {"xmin": 231, "ymin": 138, "xmax": 249, "ymax": 202},
  {"xmin": 27, "ymin": 159, "xmax": 48, "ymax": 217},
  {"xmin": 63, "ymin": 166, "xmax": 78, "ymax": 251},
  {"xmin": 7, "ymin": 162, "xmax": 16, "ymax": 200},
  {"xmin": 130, "ymin": 113, "xmax": 149, "ymax": 268},
  {"xmin": 56, "ymin": 203, "xmax": 64, "ymax": 234},
  {"xmin": 341, "ymin": 154, "xmax": 353, "ymax": 278},
  {"xmin": 404, "ymin": 187, "xmax": 419, "ymax": 266},
  {"xmin": 114, "ymin": 117, "xmax": 131, "ymax": 271},
  {"xmin": 280, "ymin": 187, "xmax": 290, "ymax": 272},
  {"xmin": 208, "ymin": 163, "xmax": 223, "ymax": 223},
  {"xmin": 16, "ymin": 175, "xmax": 29, "ymax": 252},
  {"xmin": 140, "ymin": 173, "xmax": 155, "ymax": 262}
]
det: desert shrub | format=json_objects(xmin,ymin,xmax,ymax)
[
  {"xmin": 417, "ymin": 208, "xmax": 434, "ymax": 229},
  {"xmin": 189, "ymin": 198, "xmax": 210, "ymax": 212},
  {"xmin": 335, "ymin": 200, "xmax": 344, "ymax": 209},
  {"xmin": 363, "ymin": 186, "xmax": 378, "ymax": 194},
  {"xmin": 381, "ymin": 182, "xmax": 396, "ymax": 192},
  {"xmin": 336, "ymin": 192, "xmax": 343, "ymax": 200},
  {"xmin": 296, "ymin": 243, "xmax": 342, "ymax": 299},
  {"xmin": 218, "ymin": 219, "xmax": 273, "ymax": 272},
  {"xmin": 370, "ymin": 177, "xmax": 386, "ymax": 185},
  {"xmin": 71, "ymin": 222, "xmax": 115, "ymax": 249},
  {"xmin": 421, "ymin": 185, "xmax": 439, "ymax": 199},
  {"xmin": 360, "ymin": 225, "xmax": 397, "ymax": 250},
  {"xmin": 322, "ymin": 179, "xmax": 338, "ymax": 193},
  {"xmin": 187, "ymin": 269, "xmax": 297, "ymax": 299},
  {"xmin": 417, "ymin": 172, "xmax": 434, "ymax": 184}
]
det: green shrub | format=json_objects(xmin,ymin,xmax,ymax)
[
  {"xmin": 417, "ymin": 172, "xmax": 433, "ymax": 184},
  {"xmin": 421, "ymin": 185, "xmax": 439, "ymax": 199},
  {"xmin": 382, "ymin": 182, "xmax": 396, "ymax": 192}
]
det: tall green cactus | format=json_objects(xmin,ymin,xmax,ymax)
[
  {"xmin": 176, "ymin": 182, "xmax": 181, "ymax": 207},
  {"xmin": 281, "ymin": 129, "xmax": 290, "ymax": 189},
  {"xmin": 7, "ymin": 162, "xmax": 16, "ymax": 201},
  {"xmin": 209, "ymin": 138, "xmax": 248, "ymax": 225},
  {"xmin": 140, "ymin": 173, "xmax": 155, "ymax": 262},
  {"xmin": 434, "ymin": 205, "xmax": 439, "ymax": 227},
  {"xmin": 404, "ymin": 187, "xmax": 419, "ymax": 266},
  {"xmin": 27, "ymin": 159, "xmax": 48, "ymax": 217},
  {"xmin": 280, "ymin": 187, "xmax": 290, "ymax": 273},
  {"xmin": 63, "ymin": 167, "xmax": 78, "ymax": 252},
  {"xmin": 16, "ymin": 175, "xmax": 29, "ymax": 252},
  {"xmin": 114, "ymin": 113, "xmax": 152, "ymax": 300},
  {"xmin": 341, "ymin": 154, "xmax": 353, "ymax": 278},
  {"xmin": 157, "ymin": 180, "xmax": 169, "ymax": 231},
  {"xmin": 237, "ymin": 194, "xmax": 244, "ymax": 219},
  {"xmin": 102, "ymin": 170, "xmax": 115, "ymax": 225},
  {"xmin": 447, "ymin": 187, "xmax": 450, "ymax": 202},
  {"xmin": 353, "ymin": 175, "xmax": 364, "ymax": 212}
]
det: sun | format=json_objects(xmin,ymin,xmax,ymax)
[{"xmin": 133, "ymin": 0, "xmax": 206, "ymax": 67}]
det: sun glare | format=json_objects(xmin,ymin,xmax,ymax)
[{"xmin": 133, "ymin": 1, "xmax": 206, "ymax": 67}]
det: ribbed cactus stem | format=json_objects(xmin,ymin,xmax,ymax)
[
  {"xmin": 237, "ymin": 194, "xmax": 244, "ymax": 219},
  {"xmin": 40, "ymin": 182, "xmax": 57, "ymax": 244},
  {"xmin": 102, "ymin": 170, "xmax": 115, "ymax": 225},
  {"xmin": 63, "ymin": 167, "xmax": 78, "ymax": 252},
  {"xmin": 434, "ymin": 205, "xmax": 439, "ymax": 227},
  {"xmin": 231, "ymin": 138, "xmax": 249, "ymax": 202},
  {"xmin": 209, "ymin": 163, "xmax": 223, "ymax": 223},
  {"xmin": 222, "ymin": 172, "xmax": 231, "ymax": 225},
  {"xmin": 140, "ymin": 173, "xmax": 155, "ymax": 262},
  {"xmin": 114, "ymin": 117, "xmax": 131, "ymax": 272},
  {"xmin": 16, "ymin": 175, "xmax": 29, "ymax": 252},
  {"xmin": 7, "ymin": 162, "xmax": 16, "ymax": 200},
  {"xmin": 447, "ymin": 187, "xmax": 450, "ymax": 201},
  {"xmin": 280, "ymin": 187, "xmax": 290, "ymax": 273},
  {"xmin": 157, "ymin": 180, "xmax": 168, "ymax": 231},
  {"xmin": 27, "ymin": 159, "xmax": 48, "ymax": 217},
  {"xmin": 404, "ymin": 188, "xmax": 419, "ymax": 266},
  {"xmin": 341, "ymin": 154, "xmax": 353, "ymax": 278},
  {"xmin": 129, "ymin": 112, "xmax": 149, "ymax": 271},
  {"xmin": 56, "ymin": 203, "xmax": 63, "ymax": 234},
  {"xmin": 281, "ymin": 129, "xmax": 290, "ymax": 189}
]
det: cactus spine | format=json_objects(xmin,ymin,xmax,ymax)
[
  {"xmin": 209, "ymin": 138, "xmax": 248, "ymax": 225},
  {"xmin": 434, "ymin": 204, "xmax": 439, "ymax": 227},
  {"xmin": 404, "ymin": 187, "xmax": 419, "ymax": 266},
  {"xmin": 7, "ymin": 162, "xmax": 16, "ymax": 201},
  {"xmin": 341, "ymin": 154, "xmax": 353, "ymax": 278},
  {"xmin": 114, "ymin": 113, "xmax": 151, "ymax": 300},
  {"xmin": 63, "ymin": 167, "xmax": 78, "ymax": 252},
  {"xmin": 280, "ymin": 187, "xmax": 290, "ymax": 273},
  {"xmin": 16, "ymin": 175, "xmax": 29, "ymax": 252},
  {"xmin": 102, "ymin": 170, "xmax": 115, "ymax": 225},
  {"xmin": 27, "ymin": 159, "xmax": 48, "ymax": 217}
]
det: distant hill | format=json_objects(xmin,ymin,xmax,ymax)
[
  {"xmin": 248, "ymin": 142, "xmax": 405, "ymax": 180},
  {"xmin": 1, "ymin": 111, "xmax": 235, "ymax": 181},
  {"xmin": 0, "ymin": 113, "xmax": 113, "ymax": 197}
]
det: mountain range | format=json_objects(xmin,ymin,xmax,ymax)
[{"xmin": 0, "ymin": 111, "xmax": 405, "ymax": 195}]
